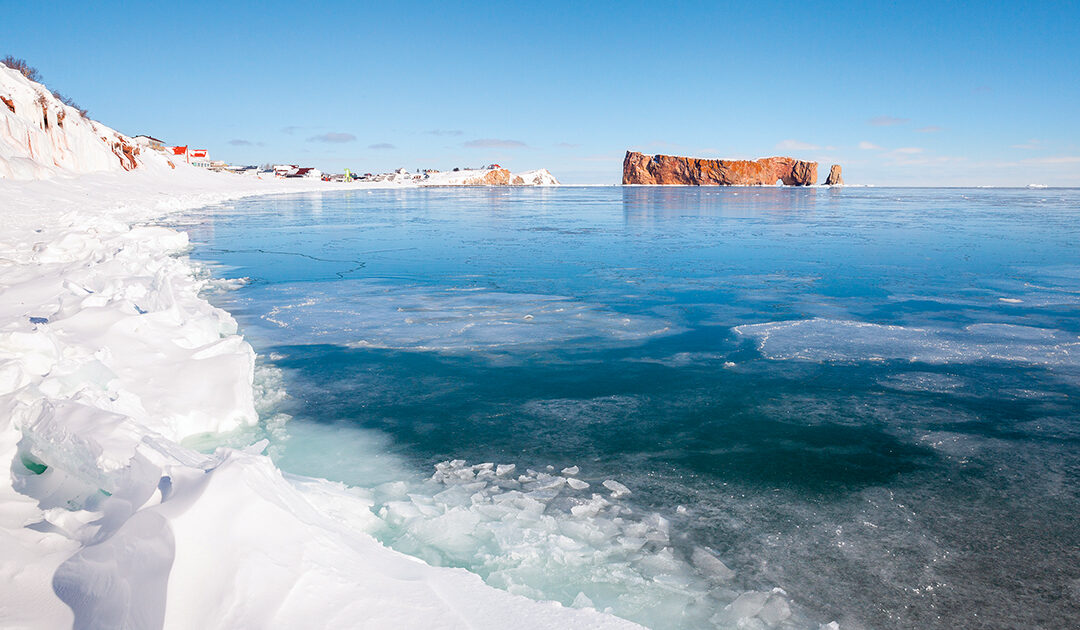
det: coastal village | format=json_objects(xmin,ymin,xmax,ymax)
[{"xmin": 129, "ymin": 134, "xmax": 552, "ymax": 184}]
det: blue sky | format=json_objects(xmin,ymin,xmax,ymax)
[{"xmin": 4, "ymin": 1, "xmax": 1078, "ymax": 184}]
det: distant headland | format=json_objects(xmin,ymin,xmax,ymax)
[{"xmin": 622, "ymin": 150, "xmax": 843, "ymax": 186}]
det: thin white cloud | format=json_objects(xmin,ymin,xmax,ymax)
[
  {"xmin": 859, "ymin": 141, "xmax": 883, "ymax": 150},
  {"xmin": 916, "ymin": 126, "xmax": 943, "ymax": 133},
  {"xmin": 775, "ymin": 139, "xmax": 820, "ymax": 151},
  {"xmin": 368, "ymin": 143, "xmax": 396, "ymax": 150},
  {"xmin": 1011, "ymin": 139, "xmax": 1041, "ymax": 150},
  {"xmin": 868, "ymin": 116, "xmax": 909, "ymax": 127},
  {"xmin": 425, "ymin": 129, "xmax": 463, "ymax": 137},
  {"xmin": 228, "ymin": 139, "xmax": 253, "ymax": 146},
  {"xmin": 307, "ymin": 132, "xmax": 357, "ymax": 143},
  {"xmin": 463, "ymin": 138, "xmax": 527, "ymax": 148},
  {"xmin": 1022, "ymin": 156, "xmax": 1080, "ymax": 165}
]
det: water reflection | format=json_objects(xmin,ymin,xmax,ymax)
[{"xmin": 622, "ymin": 185, "xmax": 819, "ymax": 222}]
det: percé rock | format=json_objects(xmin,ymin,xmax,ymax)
[
  {"xmin": 622, "ymin": 151, "xmax": 818, "ymax": 186},
  {"xmin": 824, "ymin": 164, "xmax": 843, "ymax": 186}
]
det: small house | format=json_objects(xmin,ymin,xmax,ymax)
[{"xmin": 133, "ymin": 135, "xmax": 165, "ymax": 151}]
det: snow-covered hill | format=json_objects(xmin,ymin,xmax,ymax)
[
  {"xmin": 421, "ymin": 167, "xmax": 560, "ymax": 186},
  {"xmin": 0, "ymin": 64, "xmax": 181, "ymax": 180}
]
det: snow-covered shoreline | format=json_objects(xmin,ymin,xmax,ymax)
[{"xmin": 0, "ymin": 168, "xmax": 637, "ymax": 629}]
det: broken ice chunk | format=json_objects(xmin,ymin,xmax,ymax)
[
  {"xmin": 691, "ymin": 547, "xmax": 735, "ymax": 582},
  {"xmin": 602, "ymin": 479, "xmax": 631, "ymax": 498},
  {"xmin": 571, "ymin": 592, "xmax": 594, "ymax": 609}
]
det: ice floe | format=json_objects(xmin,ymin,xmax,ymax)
[
  {"xmin": 241, "ymin": 281, "xmax": 675, "ymax": 352},
  {"xmin": 735, "ymin": 318, "xmax": 1080, "ymax": 367}
]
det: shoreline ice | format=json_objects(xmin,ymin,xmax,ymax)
[{"xmin": 0, "ymin": 167, "xmax": 640, "ymax": 629}]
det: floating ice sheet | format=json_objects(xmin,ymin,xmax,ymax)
[
  {"xmin": 734, "ymin": 318, "xmax": 1080, "ymax": 367},
  {"xmin": 243, "ymin": 281, "xmax": 675, "ymax": 351}
]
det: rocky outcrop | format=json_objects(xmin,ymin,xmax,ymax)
[
  {"xmin": 622, "ymin": 151, "xmax": 818, "ymax": 186},
  {"xmin": 824, "ymin": 164, "xmax": 843, "ymax": 186},
  {"xmin": 110, "ymin": 139, "xmax": 141, "ymax": 171},
  {"xmin": 1, "ymin": 95, "xmax": 13, "ymax": 114},
  {"xmin": 464, "ymin": 168, "xmax": 511, "ymax": 185}
]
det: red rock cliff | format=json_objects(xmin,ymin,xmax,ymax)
[{"xmin": 622, "ymin": 151, "xmax": 818, "ymax": 186}]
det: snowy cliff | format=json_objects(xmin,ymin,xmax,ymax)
[{"xmin": 0, "ymin": 64, "xmax": 175, "ymax": 180}]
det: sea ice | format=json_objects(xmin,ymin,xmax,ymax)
[
  {"xmin": 603, "ymin": 480, "xmax": 632, "ymax": 498},
  {"xmin": 734, "ymin": 318, "xmax": 1080, "ymax": 367},
  {"xmin": 241, "ymin": 281, "xmax": 675, "ymax": 353}
]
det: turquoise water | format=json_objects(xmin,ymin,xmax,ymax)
[{"xmin": 185, "ymin": 187, "xmax": 1080, "ymax": 629}]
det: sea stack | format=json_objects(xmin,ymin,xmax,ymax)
[
  {"xmin": 824, "ymin": 164, "xmax": 843, "ymax": 186},
  {"xmin": 622, "ymin": 151, "xmax": 817, "ymax": 186}
]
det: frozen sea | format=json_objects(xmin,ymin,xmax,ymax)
[{"xmin": 183, "ymin": 186, "xmax": 1080, "ymax": 629}]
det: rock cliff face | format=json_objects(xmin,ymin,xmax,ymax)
[
  {"xmin": 622, "ymin": 151, "xmax": 818, "ymax": 186},
  {"xmin": 824, "ymin": 164, "xmax": 843, "ymax": 186}
]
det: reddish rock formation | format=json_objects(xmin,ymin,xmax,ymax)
[
  {"xmin": 463, "ymin": 168, "xmax": 511, "ymax": 185},
  {"xmin": 110, "ymin": 140, "xmax": 141, "ymax": 171},
  {"xmin": 824, "ymin": 164, "xmax": 843, "ymax": 186},
  {"xmin": 622, "ymin": 151, "xmax": 818, "ymax": 186},
  {"xmin": 1, "ymin": 95, "xmax": 13, "ymax": 114}
]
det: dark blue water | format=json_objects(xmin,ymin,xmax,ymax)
[{"xmin": 184, "ymin": 187, "xmax": 1080, "ymax": 629}]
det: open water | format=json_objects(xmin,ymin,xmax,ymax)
[{"xmin": 184, "ymin": 186, "xmax": 1080, "ymax": 629}]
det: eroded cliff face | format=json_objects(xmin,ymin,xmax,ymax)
[
  {"xmin": 622, "ymin": 151, "xmax": 818, "ymax": 186},
  {"xmin": 824, "ymin": 164, "xmax": 843, "ymax": 186}
]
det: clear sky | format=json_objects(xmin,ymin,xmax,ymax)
[{"xmin": 4, "ymin": 0, "xmax": 1078, "ymax": 185}]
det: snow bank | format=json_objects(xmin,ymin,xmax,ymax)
[{"xmin": 0, "ymin": 166, "xmax": 636, "ymax": 628}]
